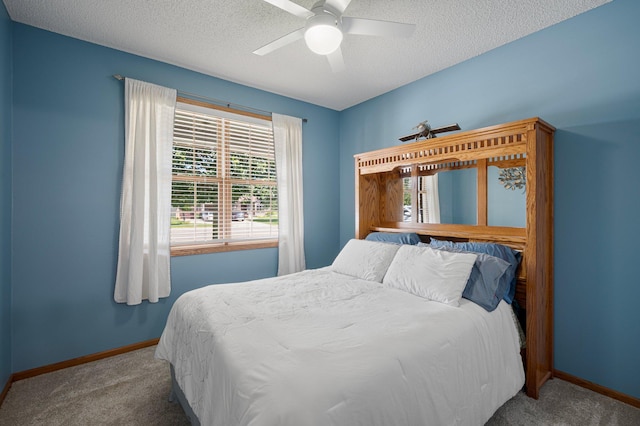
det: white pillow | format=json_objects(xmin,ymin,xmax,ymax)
[
  {"xmin": 331, "ymin": 239, "xmax": 401, "ymax": 282},
  {"xmin": 383, "ymin": 245, "xmax": 477, "ymax": 306}
]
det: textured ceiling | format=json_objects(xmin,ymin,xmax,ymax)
[{"xmin": 3, "ymin": 0, "xmax": 610, "ymax": 111}]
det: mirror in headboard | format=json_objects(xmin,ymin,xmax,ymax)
[
  {"xmin": 488, "ymin": 159, "xmax": 527, "ymax": 228},
  {"xmin": 401, "ymin": 165, "xmax": 478, "ymax": 225},
  {"xmin": 393, "ymin": 157, "xmax": 527, "ymax": 229}
]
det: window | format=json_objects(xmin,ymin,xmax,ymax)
[{"xmin": 170, "ymin": 98, "xmax": 278, "ymax": 256}]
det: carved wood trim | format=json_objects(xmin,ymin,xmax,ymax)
[{"xmin": 355, "ymin": 118, "xmax": 552, "ymax": 175}]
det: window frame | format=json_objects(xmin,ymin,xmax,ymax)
[{"xmin": 170, "ymin": 97, "xmax": 278, "ymax": 256}]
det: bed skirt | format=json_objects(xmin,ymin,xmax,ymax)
[{"xmin": 170, "ymin": 364, "xmax": 200, "ymax": 426}]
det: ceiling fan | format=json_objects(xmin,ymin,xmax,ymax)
[{"xmin": 254, "ymin": 0, "xmax": 416, "ymax": 72}]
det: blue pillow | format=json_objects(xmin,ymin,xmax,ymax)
[
  {"xmin": 365, "ymin": 232, "xmax": 421, "ymax": 245},
  {"xmin": 418, "ymin": 243, "xmax": 511, "ymax": 311},
  {"xmin": 428, "ymin": 239, "xmax": 522, "ymax": 304},
  {"xmin": 463, "ymin": 252, "xmax": 511, "ymax": 311}
]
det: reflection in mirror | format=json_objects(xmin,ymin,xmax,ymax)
[
  {"xmin": 402, "ymin": 178, "xmax": 412, "ymax": 222},
  {"xmin": 402, "ymin": 164, "xmax": 525, "ymax": 227},
  {"xmin": 402, "ymin": 176, "xmax": 441, "ymax": 223},
  {"xmin": 488, "ymin": 166, "xmax": 526, "ymax": 227},
  {"xmin": 403, "ymin": 169, "xmax": 477, "ymax": 225},
  {"xmin": 437, "ymin": 168, "xmax": 477, "ymax": 225},
  {"xmin": 418, "ymin": 175, "xmax": 440, "ymax": 223}
]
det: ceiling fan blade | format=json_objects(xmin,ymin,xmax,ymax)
[
  {"xmin": 262, "ymin": 0, "xmax": 314, "ymax": 19},
  {"xmin": 324, "ymin": 0, "xmax": 353, "ymax": 14},
  {"xmin": 327, "ymin": 47, "xmax": 345, "ymax": 73},
  {"xmin": 253, "ymin": 28, "xmax": 305, "ymax": 56},
  {"xmin": 342, "ymin": 17, "xmax": 415, "ymax": 38}
]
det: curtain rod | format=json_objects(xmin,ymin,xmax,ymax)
[{"xmin": 112, "ymin": 74, "xmax": 307, "ymax": 123}]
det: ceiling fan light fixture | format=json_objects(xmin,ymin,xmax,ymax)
[{"xmin": 304, "ymin": 12, "xmax": 343, "ymax": 55}]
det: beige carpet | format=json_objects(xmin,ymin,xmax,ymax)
[
  {"xmin": 0, "ymin": 346, "xmax": 189, "ymax": 426},
  {"xmin": 0, "ymin": 345, "xmax": 638, "ymax": 425},
  {"xmin": 488, "ymin": 378, "xmax": 640, "ymax": 425}
]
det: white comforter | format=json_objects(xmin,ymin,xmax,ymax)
[{"xmin": 155, "ymin": 268, "xmax": 524, "ymax": 426}]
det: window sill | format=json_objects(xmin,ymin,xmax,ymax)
[{"xmin": 171, "ymin": 240, "xmax": 278, "ymax": 257}]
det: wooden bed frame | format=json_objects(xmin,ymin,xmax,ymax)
[{"xmin": 354, "ymin": 117, "xmax": 554, "ymax": 398}]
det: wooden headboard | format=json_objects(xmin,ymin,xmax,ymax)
[{"xmin": 354, "ymin": 117, "xmax": 554, "ymax": 399}]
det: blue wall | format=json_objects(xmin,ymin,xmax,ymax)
[
  {"xmin": 10, "ymin": 24, "xmax": 340, "ymax": 372},
  {"xmin": 340, "ymin": 0, "xmax": 639, "ymax": 399},
  {"xmin": 0, "ymin": 2, "xmax": 12, "ymax": 389}
]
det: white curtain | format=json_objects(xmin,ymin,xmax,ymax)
[
  {"xmin": 273, "ymin": 113, "xmax": 306, "ymax": 275},
  {"xmin": 114, "ymin": 78, "xmax": 177, "ymax": 305},
  {"xmin": 422, "ymin": 175, "xmax": 441, "ymax": 224}
]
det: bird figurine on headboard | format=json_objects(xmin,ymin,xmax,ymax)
[{"xmin": 414, "ymin": 121, "xmax": 432, "ymax": 140}]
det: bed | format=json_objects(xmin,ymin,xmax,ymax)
[
  {"xmin": 156, "ymin": 117, "xmax": 554, "ymax": 423},
  {"xmin": 156, "ymin": 239, "xmax": 526, "ymax": 425}
]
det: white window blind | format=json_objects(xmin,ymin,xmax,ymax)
[
  {"xmin": 417, "ymin": 176, "xmax": 431, "ymax": 223},
  {"xmin": 171, "ymin": 101, "xmax": 278, "ymax": 247},
  {"xmin": 403, "ymin": 176, "xmax": 412, "ymax": 222}
]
